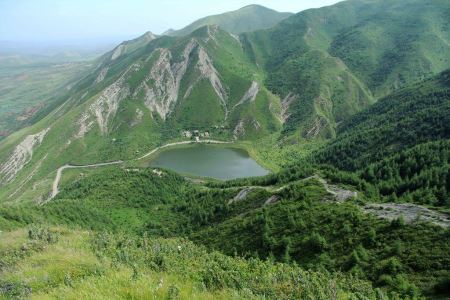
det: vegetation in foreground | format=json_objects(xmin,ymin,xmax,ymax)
[
  {"xmin": 0, "ymin": 226, "xmax": 379, "ymax": 299},
  {"xmin": 1, "ymin": 165, "xmax": 449, "ymax": 299}
]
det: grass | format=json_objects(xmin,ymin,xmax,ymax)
[{"xmin": 0, "ymin": 226, "xmax": 380, "ymax": 299}]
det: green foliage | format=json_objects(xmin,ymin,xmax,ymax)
[
  {"xmin": 318, "ymin": 70, "xmax": 450, "ymax": 170},
  {"xmin": 317, "ymin": 70, "xmax": 450, "ymax": 206}
]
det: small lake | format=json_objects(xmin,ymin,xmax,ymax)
[{"xmin": 149, "ymin": 144, "xmax": 269, "ymax": 180}]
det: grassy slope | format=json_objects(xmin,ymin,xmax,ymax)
[
  {"xmin": 4, "ymin": 0, "xmax": 449, "ymax": 203},
  {"xmin": 169, "ymin": 5, "xmax": 292, "ymax": 37},
  {"xmin": 0, "ymin": 27, "xmax": 277, "ymax": 203},
  {"xmin": 241, "ymin": 0, "xmax": 450, "ymax": 141},
  {"xmin": 242, "ymin": 10, "xmax": 374, "ymax": 141},
  {"xmin": 312, "ymin": 69, "xmax": 450, "ymax": 209},
  {"xmin": 1, "ymin": 166, "xmax": 449, "ymax": 298},
  {"xmin": 317, "ymin": 69, "xmax": 450, "ymax": 170},
  {"xmin": 0, "ymin": 227, "xmax": 378, "ymax": 299}
]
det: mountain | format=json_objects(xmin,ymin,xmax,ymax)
[
  {"xmin": 0, "ymin": 25, "xmax": 281, "ymax": 203},
  {"xmin": 316, "ymin": 69, "xmax": 450, "ymax": 205},
  {"xmin": 2, "ymin": 1, "xmax": 450, "ymax": 298},
  {"xmin": 2, "ymin": 156, "xmax": 449, "ymax": 297},
  {"xmin": 167, "ymin": 4, "xmax": 293, "ymax": 37},
  {"xmin": 318, "ymin": 69, "xmax": 450, "ymax": 171},
  {"xmin": 1, "ymin": 0, "xmax": 450, "ymax": 204},
  {"xmin": 241, "ymin": 0, "xmax": 450, "ymax": 139}
]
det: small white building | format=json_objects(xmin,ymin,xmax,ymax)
[{"xmin": 182, "ymin": 131, "xmax": 192, "ymax": 138}]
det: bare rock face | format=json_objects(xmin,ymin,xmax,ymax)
[
  {"xmin": 264, "ymin": 195, "xmax": 280, "ymax": 205},
  {"xmin": 94, "ymin": 67, "xmax": 109, "ymax": 84},
  {"xmin": 233, "ymin": 81, "xmax": 259, "ymax": 109},
  {"xmin": 229, "ymin": 32, "xmax": 241, "ymax": 46},
  {"xmin": 305, "ymin": 117, "xmax": 327, "ymax": 139},
  {"xmin": 281, "ymin": 93, "xmax": 296, "ymax": 124},
  {"xmin": 197, "ymin": 47, "xmax": 228, "ymax": 110},
  {"xmin": 142, "ymin": 40, "xmax": 228, "ymax": 120},
  {"xmin": 182, "ymin": 45, "xmax": 228, "ymax": 119},
  {"xmin": 204, "ymin": 25, "xmax": 219, "ymax": 44},
  {"xmin": 88, "ymin": 64, "xmax": 136, "ymax": 134},
  {"xmin": 143, "ymin": 49, "xmax": 178, "ymax": 120},
  {"xmin": 111, "ymin": 44, "xmax": 125, "ymax": 60},
  {"xmin": 90, "ymin": 78, "xmax": 130, "ymax": 134},
  {"xmin": 0, "ymin": 127, "xmax": 50, "ymax": 184},
  {"xmin": 143, "ymin": 40, "xmax": 197, "ymax": 120},
  {"xmin": 233, "ymin": 120, "xmax": 245, "ymax": 140},
  {"xmin": 364, "ymin": 203, "xmax": 450, "ymax": 228},
  {"xmin": 131, "ymin": 108, "xmax": 144, "ymax": 127},
  {"xmin": 74, "ymin": 112, "xmax": 94, "ymax": 139},
  {"xmin": 228, "ymin": 187, "xmax": 256, "ymax": 204}
]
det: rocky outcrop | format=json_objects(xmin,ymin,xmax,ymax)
[
  {"xmin": 182, "ymin": 46, "xmax": 228, "ymax": 118},
  {"xmin": 143, "ymin": 40, "xmax": 197, "ymax": 120},
  {"xmin": 88, "ymin": 64, "xmax": 136, "ymax": 134},
  {"xmin": 142, "ymin": 40, "xmax": 228, "ymax": 120},
  {"xmin": 94, "ymin": 67, "xmax": 109, "ymax": 84},
  {"xmin": 364, "ymin": 203, "xmax": 450, "ymax": 228},
  {"xmin": 8, "ymin": 154, "xmax": 48, "ymax": 199},
  {"xmin": 252, "ymin": 119, "xmax": 261, "ymax": 130},
  {"xmin": 111, "ymin": 44, "xmax": 125, "ymax": 60},
  {"xmin": 281, "ymin": 93, "xmax": 296, "ymax": 123},
  {"xmin": 143, "ymin": 49, "xmax": 178, "ymax": 120},
  {"xmin": 233, "ymin": 81, "xmax": 259, "ymax": 109},
  {"xmin": 205, "ymin": 25, "xmax": 219, "ymax": 44},
  {"xmin": 0, "ymin": 127, "xmax": 50, "ymax": 184},
  {"xmin": 131, "ymin": 108, "xmax": 144, "ymax": 127},
  {"xmin": 228, "ymin": 187, "xmax": 256, "ymax": 204},
  {"xmin": 305, "ymin": 117, "xmax": 327, "ymax": 139},
  {"xmin": 197, "ymin": 47, "xmax": 228, "ymax": 110},
  {"xmin": 264, "ymin": 195, "xmax": 280, "ymax": 205},
  {"xmin": 233, "ymin": 120, "xmax": 245, "ymax": 139},
  {"xmin": 74, "ymin": 112, "xmax": 94, "ymax": 139},
  {"xmin": 229, "ymin": 33, "xmax": 241, "ymax": 46},
  {"xmin": 90, "ymin": 79, "xmax": 130, "ymax": 134}
]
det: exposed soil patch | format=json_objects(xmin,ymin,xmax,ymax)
[{"xmin": 364, "ymin": 203, "xmax": 450, "ymax": 228}]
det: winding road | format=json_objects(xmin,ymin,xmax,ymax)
[{"xmin": 49, "ymin": 139, "xmax": 230, "ymax": 200}]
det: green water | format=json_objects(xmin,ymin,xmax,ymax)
[{"xmin": 149, "ymin": 144, "xmax": 269, "ymax": 180}]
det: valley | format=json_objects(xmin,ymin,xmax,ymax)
[{"xmin": 1, "ymin": 0, "xmax": 450, "ymax": 299}]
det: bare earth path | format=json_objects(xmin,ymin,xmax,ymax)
[
  {"xmin": 50, "ymin": 161, "xmax": 124, "ymax": 199},
  {"xmin": 49, "ymin": 139, "xmax": 230, "ymax": 200}
]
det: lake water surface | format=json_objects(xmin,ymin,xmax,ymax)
[{"xmin": 149, "ymin": 144, "xmax": 269, "ymax": 180}]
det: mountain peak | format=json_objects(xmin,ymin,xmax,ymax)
[
  {"xmin": 238, "ymin": 4, "xmax": 280, "ymax": 12},
  {"xmin": 168, "ymin": 4, "xmax": 293, "ymax": 37}
]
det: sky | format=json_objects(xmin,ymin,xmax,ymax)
[{"xmin": 0, "ymin": 0, "xmax": 341, "ymax": 44}]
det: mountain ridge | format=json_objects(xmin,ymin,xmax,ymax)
[{"xmin": 167, "ymin": 4, "xmax": 293, "ymax": 37}]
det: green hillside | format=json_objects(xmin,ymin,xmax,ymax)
[
  {"xmin": 168, "ymin": 5, "xmax": 293, "ymax": 37},
  {"xmin": 1, "ymin": 1, "xmax": 450, "ymax": 298},
  {"xmin": 0, "ymin": 25, "xmax": 281, "ymax": 203},
  {"xmin": 2, "ymin": 165, "xmax": 449, "ymax": 298},
  {"xmin": 315, "ymin": 69, "xmax": 450, "ymax": 207},
  {"xmin": 0, "ymin": 226, "xmax": 379, "ymax": 299},
  {"xmin": 318, "ymin": 69, "xmax": 450, "ymax": 170},
  {"xmin": 240, "ymin": 0, "xmax": 450, "ymax": 140}
]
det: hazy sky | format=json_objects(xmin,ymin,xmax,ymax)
[{"xmin": 0, "ymin": 0, "xmax": 341, "ymax": 43}]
